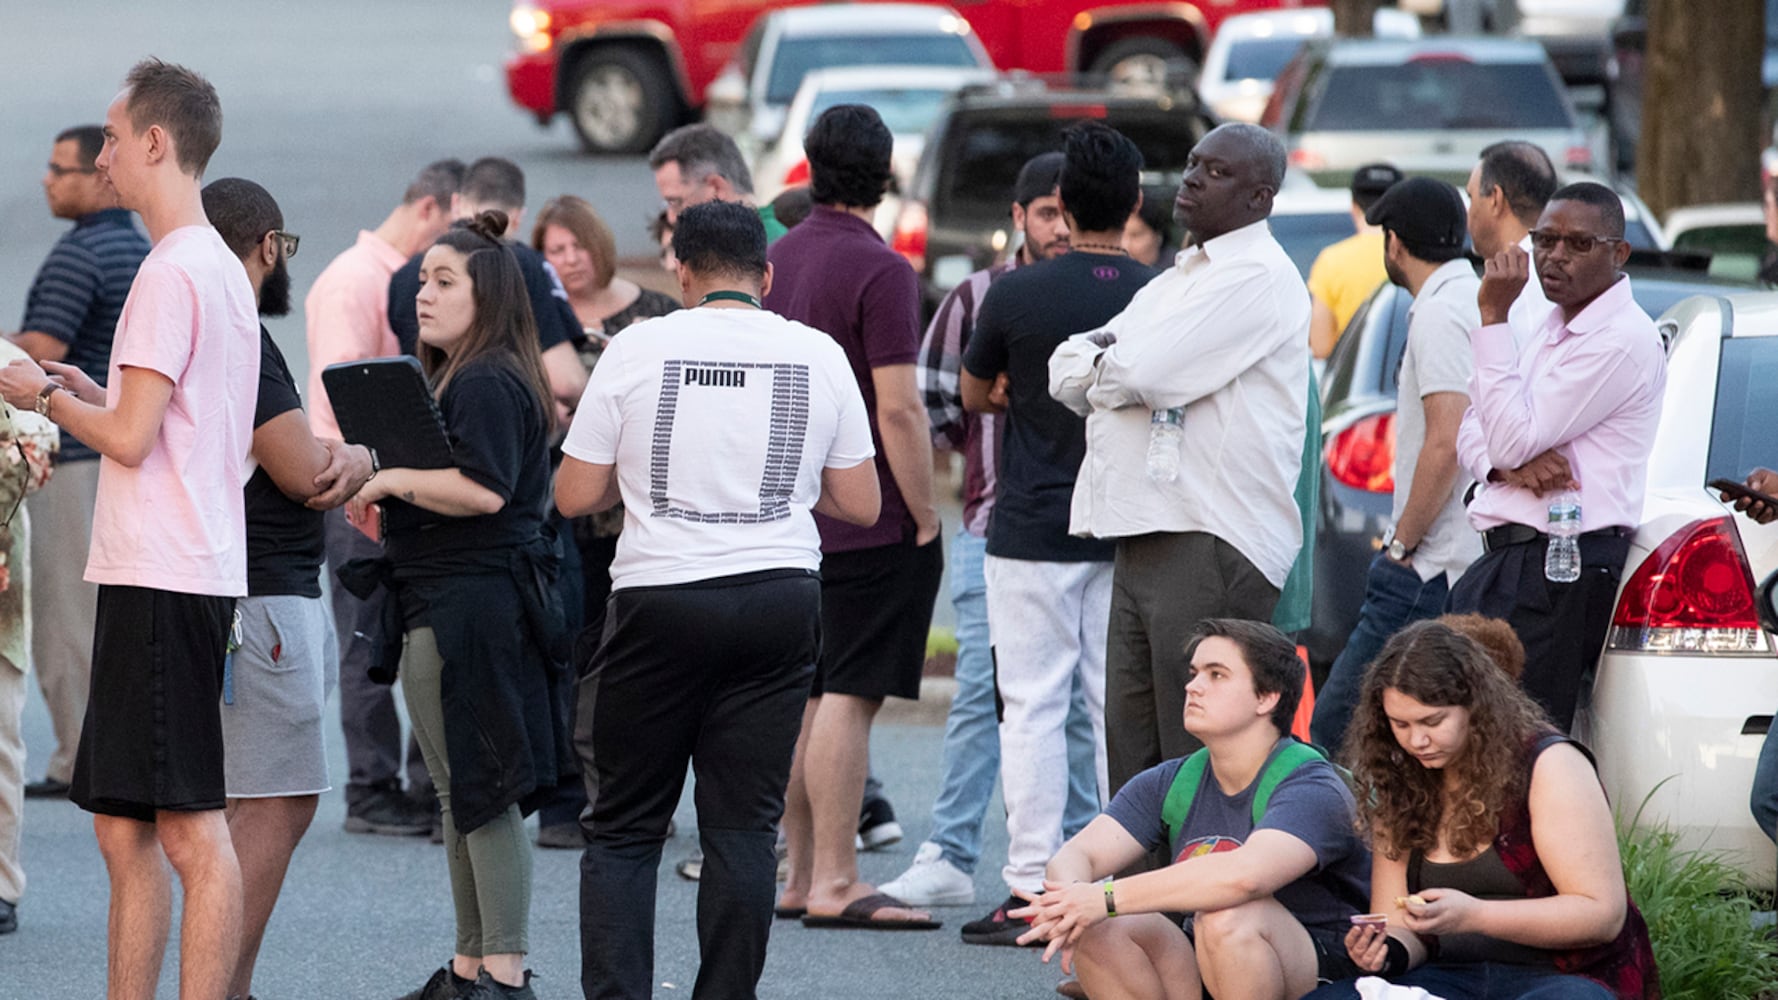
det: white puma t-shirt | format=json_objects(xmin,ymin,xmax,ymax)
[{"xmin": 563, "ymin": 306, "xmax": 875, "ymax": 589}]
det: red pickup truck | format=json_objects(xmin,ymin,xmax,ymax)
[{"xmin": 505, "ymin": 0, "xmax": 1322, "ymax": 154}]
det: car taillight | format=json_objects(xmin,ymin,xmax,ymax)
[
  {"xmin": 1324, "ymin": 412, "xmax": 1395, "ymax": 493},
  {"xmin": 892, "ymin": 200, "xmax": 929, "ymax": 273},
  {"xmin": 1288, "ymin": 148, "xmax": 1326, "ymax": 171},
  {"xmin": 1608, "ymin": 516, "xmax": 1772, "ymax": 655},
  {"xmin": 1564, "ymin": 145, "xmax": 1593, "ymax": 168}
]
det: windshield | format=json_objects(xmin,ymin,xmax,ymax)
[
  {"xmin": 1706, "ymin": 334, "xmax": 1778, "ymax": 484},
  {"xmin": 768, "ymin": 35, "xmax": 981, "ymax": 104},
  {"xmin": 808, "ymin": 87, "xmax": 955, "ymax": 136},
  {"xmin": 1225, "ymin": 38, "xmax": 1312, "ymax": 82},
  {"xmin": 1306, "ymin": 60, "xmax": 1574, "ymax": 131}
]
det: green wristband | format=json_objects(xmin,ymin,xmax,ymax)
[{"xmin": 1104, "ymin": 879, "xmax": 1118, "ymax": 917}]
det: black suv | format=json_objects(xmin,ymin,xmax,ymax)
[{"xmin": 889, "ymin": 75, "xmax": 1216, "ymax": 311}]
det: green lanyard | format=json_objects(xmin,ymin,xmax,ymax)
[{"xmin": 699, "ymin": 290, "xmax": 762, "ymax": 309}]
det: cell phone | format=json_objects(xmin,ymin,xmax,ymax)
[{"xmin": 1708, "ymin": 478, "xmax": 1778, "ymax": 509}]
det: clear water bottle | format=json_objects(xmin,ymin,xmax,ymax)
[
  {"xmin": 1146, "ymin": 407, "xmax": 1184, "ymax": 483},
  {"xmin": 1545, "ymin": 491, "xmax": 1582, "ymax": 583}
]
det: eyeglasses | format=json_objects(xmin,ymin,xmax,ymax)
[
  {"xmin": 1529, "ymin": 230, "xmax": 1625, "ymax": 255},
  {"xmin": 45, "ymin": 163, "xmax": 97, "ymax": 178},
  {"xmin": 268, "ymin": 230, "xmax": 300, "ymax": 259}
]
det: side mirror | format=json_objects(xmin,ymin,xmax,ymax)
[{"xmin": 1759, "ymin": 569, "xmax": 1778, "ymax": 635}]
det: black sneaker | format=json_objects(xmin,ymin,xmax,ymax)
[
  {"xmin": 0, "ymin": 898, "xmax": 16, "ymax": 934},
  {"xmin": 960, "ymin": 894, "xmax": 1038, "ymax": 947},
  {"xmin": 23, "ymin": 777, "xmax": 69, "ymax": 799},
  {"xmin": 345, "ymin": 781, "xmax": 432, "ymax": 837},
  {"xmin": 395, "ymin": 964, "xmax": 474, "ymax": 1000},
  {"xmin": 464, "ymin": 970, "xmax": 537, "ymax": 1000},
  {"xmin": 858, "ymin": 794, "xmax": 903, "ymax": 852}
]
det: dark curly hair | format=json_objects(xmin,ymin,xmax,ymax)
[
  {"xmin": 419, "ymin": 210, "xmax": 556, "ymax": 435},
  {"xmin": 1344, "ymin": 619, "xmax": 1551, "ymax": 860},
  {"xmin": 804, "ymin": 104, "xmax": 893, "ymax": 209}
]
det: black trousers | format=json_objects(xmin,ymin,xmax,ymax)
[
  {"xmin": 1446, "ymin": 531, "xmax": 1631, "ymax": 732},
  {"xmin": 577, "ymin": 569, "xmax": 818, "ymax": 1000}
]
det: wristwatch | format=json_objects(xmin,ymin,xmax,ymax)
[
  {"xmin": 33, "ymin": 382, "xmax": 62, "ymax": 417},
  {"xmin": 1382, "ymin": 526, "xmax": 1416, "ymax": 562},
  {"xmin": 365, "ymin": 446, "xmax": 381, "ymax": 481}
]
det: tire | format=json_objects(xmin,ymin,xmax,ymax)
[
  {"xmin": 1088, "ymin": 37, "xmax": 1199, "ymax": 92},
  {"xmin": 567, "ymin": 45, "xmax": 674, "ymax": 156}
]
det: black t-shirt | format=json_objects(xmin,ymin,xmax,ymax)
[
  {"xmin": 963, "ymin": 251, "xmax": 1158, "ymax": 561},
  {"xmin": 388, "ymin": 240, "xmax": 577, "ymax": 357},
  {"xmin": 244, "ymin": 326, "xmax": 327, "ymax": 597},
  {"xmin": 383, "ymin": 355, "xmax": 552, "ymax": 577}
]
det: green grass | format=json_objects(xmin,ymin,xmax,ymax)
[
  {"xmin": 926, "ymin": 626, "xmax": 957, "ymax": 658},
  {"xmin": 1618, "ymin": 808, "xmax": 1778, "ymax": 1000}
]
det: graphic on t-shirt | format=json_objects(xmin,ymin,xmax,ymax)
[
  {"xmin": 1176, "ymin": 834, "xmax": 1242, "ymax": 865},
  {"xmin": 650, "ymin": 359, "xmax": 810, "ymax": 523}
]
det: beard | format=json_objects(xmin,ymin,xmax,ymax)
[{"xmin": 260, "ymin": 255, "xmax": 291, "ymax": 317}]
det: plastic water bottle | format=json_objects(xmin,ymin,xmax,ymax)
[
  {"xmin": 1545, "ymin": 492, "xmax": 1582, "ymax": 583},
  {"xmin": 1146, "ymin": 408, "xmax": 1184, "ymax": 483}
]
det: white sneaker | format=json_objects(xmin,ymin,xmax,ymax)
[{"xmin": 878, "ymin": 842, "xmax": 976, "ymax": 906}]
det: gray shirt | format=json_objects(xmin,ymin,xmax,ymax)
[{"xmin": 1393, "ymin": 258, "xmax": 1483, "ymax": 583}]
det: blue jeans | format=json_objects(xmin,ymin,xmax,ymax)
[
  {"xmin": 927, "ymin": 530, "xmax": 1098, "ymax": 873},
  {"xmin": 1305, "ymin": 963, "xmax": 1614, "ymax": 1000},
  {"xmin": 1753, "ymin": 711, "xmax": 1778, "ymax": 845},
  {"xmin": 1310, "ymin": 553, "xmax": 1449, "ymax": 750}
]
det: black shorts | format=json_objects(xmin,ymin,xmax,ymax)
[
  {"xmin": 813, "ymin": 534, "xmax": 944, "ymax": 701},
  {"xmin": 70, "ymin": 585, "xmax": 236, "ymax": 821}
]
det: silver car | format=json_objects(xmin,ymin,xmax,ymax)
[{"xmin": 1260, "ymin": 37, "xmax": 1596, "ymax": 186}]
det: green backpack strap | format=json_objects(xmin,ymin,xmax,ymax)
[
  {"xmin": 1161, "ymin": 741, "xmax": 1331, "ymax": 847},
  {"xmin": 1161, "ymin": 749, "xmax": 1211, "ymax": 848}
]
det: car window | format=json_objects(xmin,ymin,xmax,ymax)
[
  {"xmin": 808, "ymin": 87, "xmax": 955, "ymax": 136},
  {"xmin": 1705, "ymin": 333, "xmax": 1778, "ymax": 484},
  {"xmin": 1269, "ymin": 212, "xmax": 1358, "ymax": 278},
  {"xmin": 1305, "ymin": 60, "xmax": 1574, "ymax": 131},
  {"xmin": 1673, "ymin": 224, "xmax": 1769, "ymax": 283},
  {"xmin": 1226, "ymin": 38, "xmax": 1311, "ymax": 81},
  {"xmin": 1321, "ymin": 282, "xmax": 1412, "ymax": 414},
  {"xmin": 934, "ymin": 107, "xmax": 1204, "ymax": 226},
  {"xmin": 767, "ymin": 35, "xmax": 981, "ymax": 104}
]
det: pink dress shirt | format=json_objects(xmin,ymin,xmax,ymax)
[
  {"xmin": 302, "ymin": 230, "xmax": 408, "ymax": 438},
  {"xmin": 1456, "ymin": 274, "xmax": 1666, "ymax": 534}
]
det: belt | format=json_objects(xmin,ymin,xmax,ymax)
[{"xmin": 1481, "ymin": 523, "xmax": 1631, "ymax": 554}]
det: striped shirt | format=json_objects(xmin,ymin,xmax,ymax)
[
  {"xmin": 20, "ymin": 208, "xmax": 149, "ymax": 462},
  {"xmin": 916, "ymin": 259, "xmax": 1015, "ymax": 538}
]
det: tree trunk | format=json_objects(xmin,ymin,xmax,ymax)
[
  {"xmin": 1637, "ymin": 0, "xmax": 1764, "ymax": 219},
  {"xmin": 1331, "ymin": 0, "xmax": 1386, "ymax": 36}
]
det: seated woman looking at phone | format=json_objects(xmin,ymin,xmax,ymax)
[{"xmin": 1306, "ymin": 618, "xmax": 1659, "ymax": 1000}]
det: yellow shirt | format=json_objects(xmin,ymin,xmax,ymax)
[{"xmin": 1307, "ymin": 231, "xmax": 1387, "ymax": 339}]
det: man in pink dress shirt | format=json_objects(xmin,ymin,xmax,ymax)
[
  {"xmin": 303, "ymin": 159, "xmax": 460, "ymax": 837},
  {"xmin": 1450, "ymin": 181, "xmax": 1667, "ymax": 731}
]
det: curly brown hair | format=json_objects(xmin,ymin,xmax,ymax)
[
  {"xmin": 1344, "ymin": 620, "xmax": 1551, "ymax": 860},
  {"xmin": 1436, "ymin": 613, "xmax": 1526, "ymax": 681}
]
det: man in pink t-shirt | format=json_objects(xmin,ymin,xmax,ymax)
[{"xmin": 0, "ymin": 59, "xmax": 260, "ymax": 1000}]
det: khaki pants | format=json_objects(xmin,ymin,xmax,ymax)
[{"xmin": 26, "ymin": 458, "xmax": 98, "ymax": 784}]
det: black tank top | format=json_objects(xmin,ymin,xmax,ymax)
[{"xmin": 1409, "ymin": 846, "xmax": 1557, "ymax": 968}]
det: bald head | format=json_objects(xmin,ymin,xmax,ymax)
[{"xmin": 1175, "ymin": 123, "xmax": 1288, "ymax": 244}]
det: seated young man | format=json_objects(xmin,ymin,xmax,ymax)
[{"xmin": 1013, "ymin": 619, "xmax": 1371, "ymax": 1000}]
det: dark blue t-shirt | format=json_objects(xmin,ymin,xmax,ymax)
[
  {"xmin": 21, "ymin": 208, "xmax": 149, "ymax": 461},
  {"xmin": 1104, "ymin": 740, "xmax": 1371, "ymax": 929},
  {"xmin": 387, "ymin": 239, "xmax": 576, "ymax": 358},
  {"xmin": 962, "ymin": 251, "xmax": 1155, "ymax": 562}
]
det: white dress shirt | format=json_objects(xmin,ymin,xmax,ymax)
[{"xmin": 1049, "ymin": 219, "xmax": 1311, "ymax": 588}]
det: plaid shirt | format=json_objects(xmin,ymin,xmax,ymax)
[{"xmin": 916, "ymin": 258, "xmax": 1018, "ymax": 538}]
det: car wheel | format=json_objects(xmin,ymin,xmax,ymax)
[
  {"xmin": 568, "ymin": 46, "xmax": 673, "ymax": 155},
  {"xmin": 1089, "ymin": 37, "xmax": 1197, "ymax": 92}
]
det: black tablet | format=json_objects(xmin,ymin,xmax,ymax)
[{"xmin": 320, "ymin": 356, "xmax": 453, "ymax": 470}]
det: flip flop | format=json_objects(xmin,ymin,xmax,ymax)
[
  {"xmin": 800, "ymin": 892, "xmax": 941, "ymax": 931},
  {"xmin": 773, "ymin": 905, "xmax": 806, "ymax": 920}
]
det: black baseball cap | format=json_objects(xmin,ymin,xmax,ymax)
[
  {"xmin": 1365, "ymin": 176, "xmax": 1468, "ymax": 251},
  {"xmin": 1351, "ymin": 163, "xmax": 1404, "ymax": 199},
  {"xmin": 1012, "ymin": 152, "xmax": 1066, "ymax": 207}
]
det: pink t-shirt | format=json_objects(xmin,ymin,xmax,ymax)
[
  {"xmin": 302, "ymin": 230, "xmax": 407, "ymax": 438},
  {"xmin": 85, "ymin": 225, "xmax": 260, "ymax": 597}
]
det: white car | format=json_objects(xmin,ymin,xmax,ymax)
[
  {"xmin": 1197, "ymin": 8, "xmax": 1421, "ymax": 124},
  {"xmin": 1575, "ymin": 291, "xmax": 1778, "ymax": 885},
  {"xmin": 750, "ymin": 64, "xmax": 997, "ymax": 206},
  {"xmin": 1663, "ymin": 203, "xmax": 1767, "ymax": 284},
  {"xmin": 706, "ymin": 3, "xmax": 994, "ymax": 150}
]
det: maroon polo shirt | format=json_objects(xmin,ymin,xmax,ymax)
[{"xmin": 764, "ymin": 205, "xmax": 922, "ymax": 553}]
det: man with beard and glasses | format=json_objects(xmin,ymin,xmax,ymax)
[
  {"xmin": 1451, "ymin": 181, "xmax": 1666, "ymax": 732},
  {"xmin": 884, "ymin": 150, "xmax": 1102, "ymax": 910},
  {"xmin": 201, "ymin": 177, "xmax": 374, "ymax": 1000}
]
